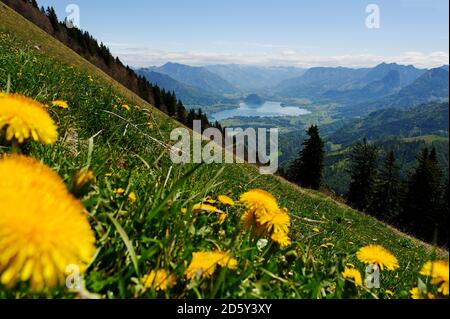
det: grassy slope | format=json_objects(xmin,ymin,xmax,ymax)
[{"xmin": 0, "ymin": 3, "xmax": 447, "ymax": 299}]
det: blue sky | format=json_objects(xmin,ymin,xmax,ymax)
[{"xmin": 38, "ymin": 0, "xmax": 449, "ymax": 68}]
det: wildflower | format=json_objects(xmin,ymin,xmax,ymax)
[
  {"xmin": 312, "ymin": 227, "xmax": 321, "ymax": 233},
  {"xmin": 420, "ymin": 261, "xmax": 449, "ymax": 296},
  {"xmin": 218, "ymin": 195, "xmax": 235, "ymax": 206},
  {"xmin": 410, "ymin": 287, "xmax": 435, "ymax": 299},
  {"xmin": 51, "ymin": 100, "xmax": 69, "ymax": 109},
  {"xmin": 73, "ymin": 169, "xmax": 95, "ymax": 191},
  {"xmin": 0, "ymin": 155, "xmax": 96, "ymax": 290},
  {"xmin": 240, "ymin": 189, "xmax": 291, "ymax": 247},
  {"xmin": 356, "ymin": 245, "xmax": 399, "ymax": 271},
  {"xmin": 128, "ymin": 192, "xmax": 137, "ymax": 203},
  {"xmin": 385, "ymin": 290, "xmax": 394, "ymax": 297},
  {"xmin": 181, "ymin": 208, "xmax": 187, "ymax": 214},
  {"xmin": 114, "ymin": 188, "xmax": 125, "ymax": 195},
  {"xmin": 0, "ymin": 93, "xmax": 58, "ymax": 144},
  {"xmin": 218, "ymin": 213, "xmax": 228, "ymax": 224},
  {"xmin": 142, "ymin": 270, "xmax": 176, "ymax": 291},
  {"xmin": 342, "ymin": 267, "xmax": 363, "ymax": 287},
  {"xmin": 192, "ymin": 203, "xmax": 223, "ymax": 214},
  {"xmin": 185, "ymin": 251, "xmax": 237, "ymax": 280},
  {"xmin": 271, "ymin": 231, "xmax": 292, "ymax": 248},
  {"xmin": 122, "ymin": 104, "xmax": 130, "ymax": 111}
]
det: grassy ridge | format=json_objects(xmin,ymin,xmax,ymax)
[{"xmin": 0, "ymin": 3, "xmax": 448, "ymax": 299}]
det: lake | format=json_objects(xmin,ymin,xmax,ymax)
[{"xmin": 210, "ymin": 101, "xmax": 311, "ymax": 121}]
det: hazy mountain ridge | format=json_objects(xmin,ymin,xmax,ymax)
[
  {"xmin": 330, "ymin": 101, "xmax": 449, "ymax": 146},
  {"xmin": 136, "ymin": 69, "xmax": 228, "ymax": 106},
  {"xmin": 146, "ymin": 62, "xmax": 239, "ymax": 94}
]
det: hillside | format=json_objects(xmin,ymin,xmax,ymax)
[
  {"xmin": 0, "ymin": 2, "xmax": 448, "ymax": 300},
  {"xmin": 136, "ymin": 68, "xmax": 228, "ymax": 107},
  {"xmin": 148, "ymin": 62, "xmax": 239, "ymax": 95},
  {"xmin": 342, "ymin": 68, "xmax": 449, "ymax": 117},
  {"xmin": 330, "ymin": 102, "xmax": 449, "ymax": 146}
]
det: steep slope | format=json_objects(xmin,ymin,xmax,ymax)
[
  {"xmin": 0, "ymin": 2, "xmax": 447, "ymax": 299},
  {"xmin": 148, "ymin": 62, "xmax": 239, "ymax": 94}
]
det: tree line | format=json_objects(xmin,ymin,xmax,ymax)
[
  {"xmin": 5, "ymin": 0, "xmax": 222, "ymax": 132},
  {"xmin": 285, "ymin": 126, "xmax": 449, "ymax": 247}
]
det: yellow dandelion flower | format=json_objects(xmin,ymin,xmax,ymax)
[
  {"xmin": 218, "ymin": 213, "xmax": 228, "ymax": 224},
  {"xmin": 142, "ymin": 270, "xmax": 176, "ymax": 291},
  {"xmin": 420, "ymin": 261, "xmax": 449, "ymax": 296},
  {"xmin": 128, "ymin": 192, "xmax": 137, "ymax": 203},
  {"xmin": 51, "ymin": 100, "xmax": 69, "ymax": 109},
  {"xmin": 185, "ymin": 251, "xmax": 237, "ymax": 280},
  {"xmin": 257, "ymin": 208, "xmax": 291, "ymax": 235},
  {"xmin": 113, "ymin": 188, "xmax": 125, "ymax": 195},
  {"xmin": 181, "ymin": 208, "xmax": 187, "ymax": 214},
  {"xmin": 240, "ymin": 189, "xmax": 291, "ymax": 247},
  {"xmin": 192, "ymin": 203, "xmax": 223, "ymax": 214},
  {"xmin": 122, "ymin": 104, "xmax": 130, "ymax": 111},
  {"xmin": 385, "ymin": 290, "xmax": 394, "ymax": 297},
  {"xmin": 218, "ymin": 195, "xmax": 235, "ymax": 206},
  {"xmin": 410, "ymin": 287, "xmax": 428, "ymax": 299},
  {"xmin": 74, "ymin": 169, "xmax": 94, "ymax": 191},
  {"xmin": 0, "ymin": 93, "xmax": 58, "ymax": 144},
  {"xmin": 356, "ymin": 245, "xmax": 399, "ymax": 271},
  {"xmin": 271, "ymin": 231, "xmax": 292, "ymax": 248},
  {"xmin": 342, "ymin": 267, "xmax": 363, "ymax": 287},
  {"xmin": 0, "ymin": 155, "xmax": 96, "ymax": 291}
]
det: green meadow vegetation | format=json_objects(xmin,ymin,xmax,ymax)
[{"xmin": 0, "ymin": 3, "xmax": 448, "ymax": 299}]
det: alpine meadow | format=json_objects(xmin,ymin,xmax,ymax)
[{"xmin": 0, "ymin": 0, "xmax": 448, "ymax": 303}]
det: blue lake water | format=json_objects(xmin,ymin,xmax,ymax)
[{"xmin": 210, "ymin": 101, "xmax": 311, "ymax": 121}]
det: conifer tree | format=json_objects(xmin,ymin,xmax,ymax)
[
  {"xmin": 347, "ymin": 139, "xmax": 379, "ymax": 212},
  {"xmin": 370, "ymin": 151, "xmax": 402, "ymax": 222},
  {"xmin": 288, "ymin": 125, "xmax": 325, "ymax": 190},
  {"xmin": 401, "ymin": 148, "xmax": 443, "ymax": 243}
]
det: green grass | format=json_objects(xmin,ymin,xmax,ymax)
[{"xmin": 0, "ymin": 3, "xmax": 448, "ymax": 299}]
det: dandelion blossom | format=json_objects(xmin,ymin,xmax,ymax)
[
  {"xmin": 240, "ymin": 189, "xmax": 291, "ymax": 247},
  {"xmin": 342, "ymin": 267, "xmax": 363, "ymax": 287},
  {"xmin": 0, "ymin": 93, "xmax": 58, "ymax": 144},
  {"xmin": 192, "ymin": 203, "xmax": 223, "ymax": 214},
  {"xmin": 73, "ymin": 169, "xmax": 94, "ymax": 191},
  {"xmin": 51, "ymin": 100, "xmax": 69, "ymax": 109},
  {"xmin": 0, "ymin": 155, "xmax": 96, "ymax": 290},
  {"xmin": 420, "ymin": 261, "xmax": 449, "ymax": 296},
  {"xmin": 218, "ymin": 195, "xmax": 235, "ymax": 206},
  {"xmin": 185, "ymin": 251, "xmax": 237, "ymax": 280},
  {"xmin": 356, "ymin": 245, "xmax": 399, "ymax": 271},
  {"xmin": 128, "ymin": 192, "xmax": 137, "ymax": 203},
  {"xmin": 142, "ymin": 270, "xmax": 176, "ymax": 291}
]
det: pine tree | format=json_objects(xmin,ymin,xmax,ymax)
[
  {"xmin": 347, "ymin": 139, "xmax": 379, "ymax": 212},
  {"xmin": 370, "ymin": 151, "xmax": 402, "ymax": 222},
  {"xmin": 288, "ymin": 125, "xmax": 324, "ymax": 190},
  {"xmin": 46, "ymin": 7, "xmax": 60, "ymax": 32},
  {"xmin": 401, "ymin": 148, "xmax": 443, "ymax": 243}
]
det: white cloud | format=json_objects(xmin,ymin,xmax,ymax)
[{"xmin": 110, "ymin": 45, "xmax": 449, "ymax": 69}]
